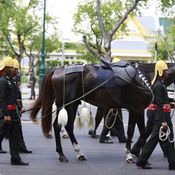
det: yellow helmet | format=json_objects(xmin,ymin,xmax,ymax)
[
  {"xmin": 112, "ymin": 57, "xmax": 120, "ymax": 63},
  {"xmin": 0, "ymin": 56, "xmax": 14, "ymax": 71},
  {"xmin": 151, "ymin": 60, "xmax": 168, "ymax": 85},
  {"xmin": 13, "ymin": 59, "xmax": 19, "ymax": 69}
]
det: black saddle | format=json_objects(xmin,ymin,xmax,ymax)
[
  {"xmin": 64, "ymin": 64, "xmax": 84, "ymax": 74},
  {"xmin": 101, "ymin": 59, "xmax": 136, "ymax": 85}
]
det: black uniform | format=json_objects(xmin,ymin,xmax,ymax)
[
  {"xmin": 13, "ymin": 77, "xmax": 28, "ymax": 152},
  {"xmin": 0, "ymin": 77, "xmax": 30, "ymax": 153},
  {"xmin": 136, "ymin": 78, "xmax": 175, "ymax": 169},
  {"xmin": 0, "ymin": 76, "xmax": 21, "ymax": 161},
  {"xmin": 131, "ymin": 108, "xmax": 166, "ymax": 157}
]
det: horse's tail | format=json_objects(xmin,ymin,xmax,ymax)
[{"xmin": 30, "ymin": 69, "xmax": 55, "ymax": 137}]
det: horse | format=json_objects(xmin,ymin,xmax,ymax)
[
  {"xmin": 30, "ymin": 62, "xmax": 152, "ymax": 162},
  {"xmin": 88, "ymin": 63, "xmax": 175, "ymax": 162}
]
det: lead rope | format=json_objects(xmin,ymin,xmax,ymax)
[
  {"xmin": 81, "ymin": 68, "xmax": 86, "ymax": 107},
  {"xmin": 159, "ymin": 126, "xmax": 175, "ymax": 143},
  {"xmin": 63, "ymin": 67, "xmax": 66, "ymax": 108},
  {"xmin": 105, "ymin": 108, "xmax": 118, "ymax": 129},
  {"xmin": 170, "ymin": 86, "xmax": 175, "ymax": 117}
]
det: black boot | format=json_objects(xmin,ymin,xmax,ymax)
[
  {"xmin": 136, "ymin": 161, "xmax": 152, "ymax": 169},
  {"xmin": 99, "ymin": 135, "xmax": 114, "ymax": 144},
  {"xmin": 131, "ymin": 144, "xmax": 140, "ymax": 157},
  {"xmin": 169, "ymin": 163, "xmax": 175, "ymax": 170},
  {"xmin": 118, "ymin": 136, "xmax": 127, "ymax": 143},
  {"xmin": 11, "ymin": 158, "xmax": 29, "ymax": 166},
  {"xmin": 19, "ymin": 149, "xmax": 32, "ymax": 153}
]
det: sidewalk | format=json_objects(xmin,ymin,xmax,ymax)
[{"xmin": 20, "ymin": 84, "xmax": 39, "ymax": 121}]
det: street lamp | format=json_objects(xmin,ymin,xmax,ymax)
[{"xmin": 39, "ymin": 0, "xmax": 46, "ymax": 90}]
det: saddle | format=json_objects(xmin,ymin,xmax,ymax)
[
  {"xmin": 101, "ymin": 60, "xmax": 136, "ymax": 86},
  {"xmin": 64, "ymin": 64, "xmax": 84, "ymax": 74},
  {"xmin": 64, "ymin": 62, "xmax": 136, "ymax": 87}
]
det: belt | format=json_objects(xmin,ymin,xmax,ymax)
[
  {"xmin": 6, "ymin": 104, "xmax": 17, "ymax": 111},
  {"xmin": 147, "ymin": 104, "xmax": 157, "ymax": 111},
  {"xmin": 162, "ymin": 104, "xmax": 171, "ymax": 113}
]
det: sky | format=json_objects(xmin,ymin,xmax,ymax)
[
  {"xmin": 46, "ymin": 0, "xmax": 159, "ymax": 42},
  {"xmin": 47, "ymin": 0, "xmax": 81, "ymax": 41}
]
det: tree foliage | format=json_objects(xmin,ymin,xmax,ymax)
[
  {"xmin": 73, "ymin": 0, "xmax": 149, "ymax": 61},
  {"xmin": 73, "ymin": 0, "xmax": 175, "ymax": 62}
]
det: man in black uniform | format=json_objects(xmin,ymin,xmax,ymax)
[
  {"xmin": 0, "ymin": 59, "xmax": 32, "ymax": 154},
  {"xmin": 136, "ymin": 60, "xmax": 175, "ymax": 170},
  {"xmin": 0, "ymin": 56, "xmax": 28, "ymax": 165},
  {"xmin": 131, "ymin": 105, "xmax": 167, "ymax": 157},
  {"xmin": 12, "ymin": 59, "xmax": 32, "ymax": 153}
]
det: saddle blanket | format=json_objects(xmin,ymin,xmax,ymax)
[
  {"xmin": 95, "ymin": 66, "xmax": 119, "ymax": 88},
  {"xmin": 65, "ymin": 64, "xmax": 84, "ymax": 74}
]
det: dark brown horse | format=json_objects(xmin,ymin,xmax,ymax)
[
  {"xmin": 89, "ymin": 63, "xmax": 175, "ymax": 162},
  {"xmin": 30, "ymin": 62, "xmax": 152, "ymax": 162}
]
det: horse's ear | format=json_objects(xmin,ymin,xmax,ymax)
[{"xmin": 58, "ymin": 107, "xmax": 68, "ymax": 127}]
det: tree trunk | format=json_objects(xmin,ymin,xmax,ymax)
[{"xmin": 29, "ymin": 56, "xmax": 36, "ymax": 99}]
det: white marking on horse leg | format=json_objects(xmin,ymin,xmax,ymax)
[
  {"xmin": 125, "ymin": 148, "xmax": 134, "ymax": 163},
  {"xmin": 73, "ymin": 143, "xmax": 87, "ymax": 160}
]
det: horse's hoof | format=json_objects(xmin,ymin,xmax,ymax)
[
  {"xmin": 126, "ymin": 158, "xmax": 135, "ymax": 163},
  {"xmin": 77, "ymin": 155, "xmax": 87, "ymax": 161},
  {"xmin": 59, "ymin": 156, "xmax": 69, "ymax": 162}
]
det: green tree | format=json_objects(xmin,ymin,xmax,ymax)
[
  {"xmin": 24, "ymin": 31, "xmax": 61, "ymax": 97},
  {"xmin": 155, "ymin": 21, "xmax": 175, "ymax": 62},
  {"xmin": 73, "ymin": 0, "xmax": 175, "ymax": 62},
  {"xmin": 0, "ymin": 0, "xmax": 41, "ymax": 64},
  {"xmin": 73, "ymin": 0, "xmax": 149, "ymax": 62}
]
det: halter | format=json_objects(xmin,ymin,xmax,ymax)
[{"xmin": 134, "ymin": 64, "xmax": 154, "ymax": 103}]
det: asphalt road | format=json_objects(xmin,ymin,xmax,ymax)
[{"xmin": 0, "ymin": 86, "xmax": 175, "ymax": 175}]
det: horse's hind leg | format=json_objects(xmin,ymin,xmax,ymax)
[
  {"xmin": 65, "ymin": 104, "xmax": 87, "ymax": 161},
  {"xmin": 53, "ymin": 115, "xmax": 68, "ymax": 162},
  {"xmin": 88, "ymin": 107, "xmax": 103, "ymax": 138},
  {"xmin": 134, "ymin": 111, "xmax": 146, "ymax": 154},
  {"xmin": 125, "ymin": 111, "xmax": 137, "ymax": 163}
]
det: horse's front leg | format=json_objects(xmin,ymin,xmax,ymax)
[
  {"xmin": 53, "ymin": 116, "xmax": 69, "ymax": 162},
  {"xmin": 125, "ymin": 111, "xmax": 136, "ymax": 163},
  {"xmin": 65, "ymin": 105, "xmax": 87, "ymax": 161}
]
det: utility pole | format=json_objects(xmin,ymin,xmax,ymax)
[{"xmin": 39, "ymin": 0, "xmax": 46, "ymax": 90}]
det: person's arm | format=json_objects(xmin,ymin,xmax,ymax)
[
  {"xmin": 154, "ymin": 84, "xmax": 167, "ymax": 123},
  {"xmin": 0, "ymin": 79, "xmax": 9, "ymax": 118}
]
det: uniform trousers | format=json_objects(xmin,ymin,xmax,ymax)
[
  {"xmin": 0, "ymin": 111, "xmax": 21, "ymax": 160},
  {"xmin": 137, "ymin": 118, "xmax": 175, "ymax": 166}
]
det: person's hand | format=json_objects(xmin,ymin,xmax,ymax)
[
  {"xmin": 4, "ymin": 116, "xmax": 11, "ymax": 123},
  {"xmin": 20, "ymin": 108, "xmax": 26, "ymax": 113},
  {"xmin": 161, "ymin": 122, "xmax": 168, "ymax": 129}
]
